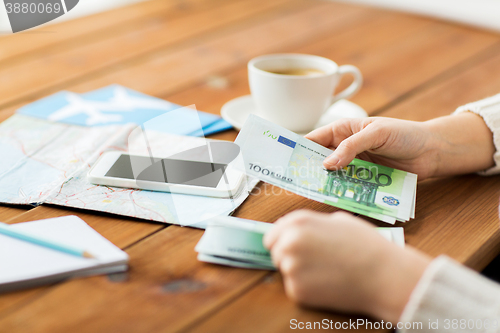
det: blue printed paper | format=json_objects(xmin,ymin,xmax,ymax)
[
  {"xmin": 189, "ymin": 118, "xmax": 234, "ymax": 137},
  {"xmin": 17, "ymin": 85, "xmax": 232, "ymax": 137}
]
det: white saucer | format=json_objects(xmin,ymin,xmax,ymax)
[{"xmin": 221, "ymin": 95, "xmax": 367, "ymax": 134}]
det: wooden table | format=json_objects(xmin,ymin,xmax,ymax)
[{"xmin": 1, "ymin": 0, "xmax": 500, "ymax": 331}]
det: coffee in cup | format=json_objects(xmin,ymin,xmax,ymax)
[
  {"xmin": 248, "ymin": 54, "xmax": 363, "ymax": 133},
  {"xmin": 264, "ymin": 68, "xmax": 325, "ymax": 76}
]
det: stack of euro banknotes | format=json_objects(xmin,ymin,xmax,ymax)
[
  {"xmin": 197, "ymin": 115, "xmax": 414, "ymax": 269},
  {"xmin": 233, "ymin": 115, "xmax": 418, "ymax": 224},
  {"xmin": 196, "ymin": 216, "xmax": 405, "ymax": 270}
]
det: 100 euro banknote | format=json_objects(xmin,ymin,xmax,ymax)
[
  {"xmin": 234, "ymin": 115, "xmax": 417, "ymax": 224},
  {"xmin": 196, "ymin": 216, "xmax": 406, "ymax": 270}
]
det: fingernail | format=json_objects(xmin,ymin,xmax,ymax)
[{"xmin": 325, "ymin": 155, "xmax": 339, "ymax": 167}]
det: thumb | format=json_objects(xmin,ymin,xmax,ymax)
[{"xmin": 323, "ymin": 126, "xmax": 382, "ymax": 169}]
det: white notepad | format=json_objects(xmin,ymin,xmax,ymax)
[{"xmin": 0, "ymin": 216, "xmax": 129, "ymax": 292}]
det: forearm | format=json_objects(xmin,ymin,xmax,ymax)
[
  {"xmin": 369, "ymin": 246, "xmax": 431, "ymax": 324},
  {"xmin": 424, "ymin": 112, "xmax": 495, "ymax": 177}
]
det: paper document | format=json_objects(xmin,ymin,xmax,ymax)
[{"xmin": 234, "ymin": 115, "xmax": 417, "ymax": 224}]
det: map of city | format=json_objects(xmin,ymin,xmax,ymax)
[{"xmin": 0, "ymin": 86, "xmax": 252, "ymax": 228}]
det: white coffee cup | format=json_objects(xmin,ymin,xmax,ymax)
[{"xmin": 248, "ymin": 54, "xmax": 363, "ymax": 133}]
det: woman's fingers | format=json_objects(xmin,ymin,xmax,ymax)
[
  {"xmin": 263, "ymin": 210, "xmax": 313, "ymax": 250},
  {"xmin": 324, "ymin": 124, "xmax": 385, "ymax": 169},
  {"xmin": 305, "ymin": 124, "xmax": 336, "ymax": 148},
  {"xmin": 305, "ymin": 118, "xmax": 363, "ymax": 148},
  {"xmin": 306, "ymin": 119, "xmax": 388, "ymax": 169}
]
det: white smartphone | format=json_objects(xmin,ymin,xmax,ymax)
[{"xmin": 88, "ymin": 151, "xmax": 245, "ymax": 198}]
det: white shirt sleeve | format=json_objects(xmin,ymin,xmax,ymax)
[
  {"xmin": 454, "ymin": 93, "xmax": 500, "ymax": 175},
  {"xmin": 398, "ymin": 255, "xmax": 500, "ymax": 332},
  {"xmin": 397, "ymin": 97, "xmax": 500, "ymax": 331}
]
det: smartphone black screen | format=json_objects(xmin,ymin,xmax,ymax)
[{"xmin": 105, "ymin": 154, "xmax": 227, "ymax": 188}]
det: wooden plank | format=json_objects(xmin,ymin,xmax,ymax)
[
  {"xmin": 296, "ymin": 21, "xmax": 500, "ymax": 114},
  {"xmin": 0, "ymin": 98, "xmax": 38, "ymax": 123},
  {"xmin": 64, "ymin": 2, "xmax": 372, "ymax": 97},
  {"xmin": 269, "ymin": 16, "xmax": 498, "ymax": 113},
  {"xmin": 2, "ymin": 205, "xmax": 165, "ymax": 246},
  {"xmin": 0, "ymin": 104, "xmax": 22, "ymax": 123},
  {"xmin": 0, "ymin": 288, "xmax": 47, "ymax": 315},
  {"xmin": 5, "ymin": 0, "xmax": 495, "ymax": 120},
  {"xmin": 72, "ymin": 5, "xmax": 500, "ymax": 117},
  {"xmin": 231, "ymin": 183, "xmax": 342, "ymax": 222},
  {"xmin": 0, "ymin": 1, "xmax": 367, "ymax": 120},
  {"xmin": 0, "ymin": 0, "xmax": 306, "ymax": 109},
  {"xmin": 0, "ymin": 206, "xmax": 164, "ymax": 317},
  {"xmin": 184, "ymin": 273, "xmax": 386, "ymax": 333},
  {"xmin": 377, "ymin": 43, "xmax": 500, "ymax": 120},
  {"xmin": 0, "ymin": 0, "xmax": 212, "ymax": 64},
  {"xmin": 0, "ymin": 205, "xmax": 31, "ymax": 222},
  {"xmin": 407, "ymin": 176, "xmax": 500, "ymax": 270}
]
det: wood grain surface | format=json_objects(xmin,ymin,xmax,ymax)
[{"xmin": 1, "ymin": 0, "xmax": 500, "ymax": 332}]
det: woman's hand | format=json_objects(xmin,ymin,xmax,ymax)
[
  {"xmin": 306, "ymin": 112, "xmax": 495, "ymax": 180},
  {"xmin": 264, "ymin": 210, "xmax": 431, "ymax": 323}
]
